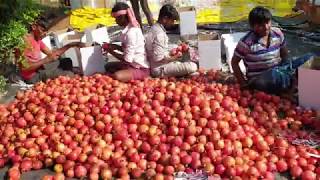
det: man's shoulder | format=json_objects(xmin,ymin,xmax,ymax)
[
  {"xmin": 149, "ymin": 23, "xmax": 166, "ymax": 33},
  {"xmin": 127, "ymin": 26, "xmax": 142, "ymax": 34},
  {"xmin": 271, "ymin": 27, "xmax": 283, "ymax": 33},
  {"xmin": 24, "ymin": 34, "xmax": 35, "ymax": 43},
  {"xmin": 125, "ymin": 27, "xmax": 144, "ymax": 40},
  {"xmin": 271, "ymin": 27, "xmax": 284, "ymax": 38},
  {"xmin": 239, "ymin": 31, "xmax": 255, "ymax": 46},
  {"xmin": 145, "ymin": 24, "xmax": 167, "ymax": 41}
]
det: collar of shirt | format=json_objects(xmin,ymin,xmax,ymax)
[
  {"xmin": 122, "ymin": 24, "xmax": 133, "ymax": 35},
  {"xmin": 157, "ymin": 22, "xmax": 166, "ymax": 33},
  {"xmin": 254, "ymin": 30, "xmax": 276, "ymax": 48}
]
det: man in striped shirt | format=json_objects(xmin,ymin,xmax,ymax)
[{"xmin": 231, "ymin": 6, "xmax": 288, "ymax": 90}]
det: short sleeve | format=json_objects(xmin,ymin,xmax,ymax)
[
  {"xmin": 279, "ymin": 31, "xmax": 286, "ymax": 47},
  {"xmin": 152, "ymin": 33, "xmax": 169, "ymax": 62},
  {"xmin": 234, "ymin": 40, "xmax": 250, "ymax": 59},
  {"xmin": 39, "ymin": 40, "xmax": 47, "ymax": 51},
  {"xmin": 273, "ymin": 27, "xmax": 286, "ymax": 47},
  {"xmin": 123, "ymin": 28, "xmax": 142, "ymax": 63},
  {"xmin": 123, "ymin": 33, "xmax": 135, "ymax": 63}
]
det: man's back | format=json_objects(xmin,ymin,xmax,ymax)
[{"xmin": 145, "ymin": 23, "xmax": 169, "ymax": 69}]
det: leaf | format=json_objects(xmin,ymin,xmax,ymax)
[
  {"xmin": 0, "ymin": 75, "xmax": 7, "ymax": 93},
  {"xmin": 0, "ymin": 0, "xmax": 42, "ymax": 64}
]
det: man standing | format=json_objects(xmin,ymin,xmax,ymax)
[{"xmin": 129, "ymin": 0, "xmax": 154, "ymax": 27}]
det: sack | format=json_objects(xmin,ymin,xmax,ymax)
[{"xmin": 79, "ymin": 46, "xmax": 106, "ymax": 76}]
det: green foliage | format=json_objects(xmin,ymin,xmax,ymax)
[
  {"xmin": 0, "ymin": 0, "xmax": 19, "ymax": 24},
  {"xmin": 0, "ymin": 75, "xmax": 7, "ymax": 93},
  {"xmin": 0, "ymin": 0, "xmax": 43, "ymax": 64}
]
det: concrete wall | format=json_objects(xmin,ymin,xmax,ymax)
[{"xmin": 36, "ymin": 0, "xmax": 61, "ymax": 7}]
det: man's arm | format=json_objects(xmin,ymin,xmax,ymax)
[
  {"xmin": 109, "ymin": 44, "xmax": 123, "ymax": 52},
  {"xmin": 53, "ymin": 42, "xmax": 86, "ymax": 57},
  {"xmin": 278, "ymin": 28, "xmax": 289, "ymax": 63},
  {"xmin": 104, "ymin": 43, "xmax": 125, "ymax": 61},
  {"xmin": 41, "ymin": 45, "xmax": 53, "ymax": 56},
  {"xmin": 152, "ymin": 33, "xmax": 180, "ymax": 64},
  {"xmin": 108, "ymin": 50, "xmax": 125, "ymax": 61},
  {"xmin": 23, "ymin": 42, "xmax": 85, "ymax": 71},
  {"xmin": 231, "ymin": 55, "xmax": 246, "ymax": 85},
  {"xmin": 40, "ymin": 41, "xmax": 86, "ymax": 58},
  {"xmin": 21, "ymin": 56, "xmax": 56, "ymax": 71},
  {"xmin": 280, "ymin": 46, "xmax": 289, "ymax": 63}
]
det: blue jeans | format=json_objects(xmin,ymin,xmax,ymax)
[{"xmin": 248, "ymin": 53, "xmax": 316, "ymax": 94}]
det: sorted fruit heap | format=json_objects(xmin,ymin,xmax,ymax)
[{"xmin": 0, "ymin": 71, "xmax": 319, "ymax": 180}]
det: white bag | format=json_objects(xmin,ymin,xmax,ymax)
[
  {"xmin": 85, "ymin": 26, "xmax": 110, "ymax": 45},
  {"xmin": 179, "ymin": 7, "xmax": 197, "ymax": 36},
  {"xmin": 198, "ymin": 34, "xmax": 222, "ymax": 70},
  {"xmin": 62, "ymin": 39, "xmax": 82, "ymax": 67},
  {"xmin": 221, "ymin": 32, "xmax": 247, "ymax": 73},
  {"xmin": 54, "ymin": 30, "xmax": 85, "ymax": 67},
  {"xmin": 79, "ymin": 46, "xmax": 106, "ymax": 76}
]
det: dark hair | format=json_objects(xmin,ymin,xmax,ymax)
[
  {"xmin": 158, "ymin": 4, "xmax": 179, "ymax": 21},
  {"xmin": 27, "ymin": 16, "xmax": 48, "ymax": 32},
  {"xmin": 248, "ymin": 6, "xmax": 272, "ymax": 27},
  {"xmin": 112, "ymin": 2, "xmax": 129, "ymax": 13}
]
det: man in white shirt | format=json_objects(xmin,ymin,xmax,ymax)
[
  {"xmin": 145, "ymin": 4, "xmax": 198, "ymax": 77},
  {"xmin": 103, "ymin": 2, "xmax": 150, "ymax": 82}
]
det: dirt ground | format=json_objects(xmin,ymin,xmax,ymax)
[{"xmin": 48, "ymin": 15, "xmax": 70, "ymax": 32}]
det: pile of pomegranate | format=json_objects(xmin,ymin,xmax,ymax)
[{"xmin": 0, "ymin": 71, "xmax": 319, "ymax": 180}]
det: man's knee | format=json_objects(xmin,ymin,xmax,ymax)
[
  {"xmin": 105, "ymin": 62, "xmax": 122, "ymax": 73},
  {"xmin": 105, "ymin": 64, "xmax": 115, "ymax": 73},
  {"xmin": 62, "ymin": 71, "xmax": 74, "ymax": 77},
  {"xmin": 114, "ymin": 69, "xmax": 138, "ymax": 82},
  {"xmin": 150, "ymin": 68, "xmax": 162, "ymax": 78},
  {"xmin": 114, "ymin": 71, "xmax": 128, "ymax": 82},
  {"xmin": 187, "ymin": 62, "xmax": 198, "ymax": 74},
  {"xmin": 158, "ymin": 62, "xmax": 198, "ymax": 77},
  {"xmin": 114, "ymin": 72, "xmax": 121, "ymax": 80},
  {"xmin": 46, "ymin": 69, "xmax": 74, "ymax": 81},
  {"xmin": 181, "ymin": 62, "xmax": 198, "ymax": 75}
]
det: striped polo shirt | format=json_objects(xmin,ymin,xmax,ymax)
[{"xmin": 234, "ymin": 27, "xmax": 286, "ymax": 79}]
